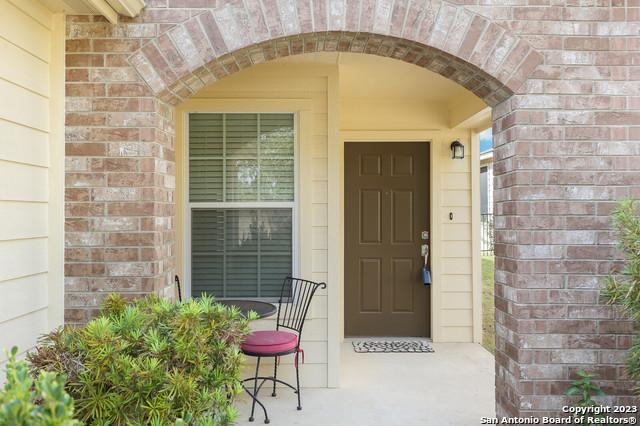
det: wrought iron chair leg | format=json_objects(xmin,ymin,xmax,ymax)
[
  {"xmin": 249, "ymin": 357, "xmax": 262, "ymax": 422},
  {"xmin": 295, "ymin": 352, "xmax": 302, "ymax": 410},
  {"xmin": 242, "ymin": 383, "xmax": 269, "ymax": 424},
  {"xmin": 272, "ymin": 358, "xmax": 278, "ymax": 397}
]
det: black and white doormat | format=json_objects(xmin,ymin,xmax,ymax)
[{"xmin": 352, "ymin": 340, "xmax": 434, "ymax": 353}]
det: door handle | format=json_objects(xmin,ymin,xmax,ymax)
[{"xmin": 421, "ymin": 244, "xmax": 429, "ymax": 257}]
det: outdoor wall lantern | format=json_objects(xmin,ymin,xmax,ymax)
[{"xmin": 450, "ymin": 140, "xmax": 465, "ymax": 159}]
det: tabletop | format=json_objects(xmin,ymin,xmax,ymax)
[{"xmin": 216, "ymin": 299, "xmax": 277, "ymax": 319}]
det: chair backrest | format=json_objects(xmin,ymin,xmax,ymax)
[
  {"xmin": 276, "ymin": 277, "xmax": 326, "ymax": 338},
  {"xmin": 174, "ymin": 275, "xmax": 182, "ymax": 302}
]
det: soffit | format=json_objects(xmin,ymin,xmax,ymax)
[{"xmin": 39, "ymin": 0, "xmax": 145, "ymax": 22}]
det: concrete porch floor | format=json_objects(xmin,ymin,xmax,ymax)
[{"xmin": 235, "ymin": 341, "xmax": 495, "ymax": 426}]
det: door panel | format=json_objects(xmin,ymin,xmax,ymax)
[
  {"xmin": 359, "ymin": 258, "xmax": 382, "ymax": 312},
  {"xmin": 360, "ymin": 190, "xmax": 382, "ymax": 243},
  {"xmin": 392, "ymin": 190, "xmax": 413, "ymax": 243},
  {"xmin": 345, "ymin": 142, "xmax": 430, "ymax": 337},
  {"xmin": 392, "ymin": 258, "xmax": 414, "ymax": 312}
]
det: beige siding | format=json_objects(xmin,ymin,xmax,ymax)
[
  {"xmin": 0, "ymin": 0, "xmax": 63, "ymax": 362},
  {"xmin": 437, "ymin": 134, "xmax": 475, "ymax": 342},
  {"xmin": 176, "ymin": 63, "xmax": 331, "ymax": 387}
]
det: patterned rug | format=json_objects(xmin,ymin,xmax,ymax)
[{"xmin": 352, "ymin": 340, "xmax": 434, "ymax": 353}]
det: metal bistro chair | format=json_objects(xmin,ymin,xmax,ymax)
[{"xmin": 240, "ymin": 277, "xmax": 327, "ymax": 424}]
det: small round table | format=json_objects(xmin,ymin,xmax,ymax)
[{"xmin": 216, "ymin": 299, "xmax": 277, "ymax": 319}]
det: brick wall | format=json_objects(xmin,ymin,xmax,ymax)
[
  {"xmin": 65, "ymin": 20, "xmax": 175, "ymax": 321},
  {"xmin": 64, "ymin": 0, "xmax": 640, "ymax": 417}
]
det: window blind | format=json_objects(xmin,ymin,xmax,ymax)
[
  {"xmin": 188, "ymin": 113, "xmax": 295, "ymax": 298},
  {"xmin": 189, "ymin": 113, "xmax": 295, "ymax": 203},
  {"xmin": 191, "ymin": 209, "xmax": 293, "ymax": 298}
]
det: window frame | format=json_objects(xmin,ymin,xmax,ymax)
[{"xmin": 183, "ymin": 111, "xmax": 300, "ymax": 301}]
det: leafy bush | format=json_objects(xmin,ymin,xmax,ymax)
[
  {"xmin": 28, "ymin": 294, "xmax": 252, "ymax": 425},
  {"xmin": 0, "ymin": 346, "xmax": 80, "ymax": 425},
  {"xmin": 602, "ymin": 199, "xmax": 640, "ymax": 386},
  {"xmin": 565, "ymin": 370, "xmax": 605, "ymax": 425}
]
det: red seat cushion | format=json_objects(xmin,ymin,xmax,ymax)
[{"xmin": 241, "ymin": 330, "xmax": 298, "ymax": 355}]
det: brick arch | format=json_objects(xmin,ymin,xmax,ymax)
[{"xmin": 128, "ymin": 1, "xmax": 542, "ymax": 106}]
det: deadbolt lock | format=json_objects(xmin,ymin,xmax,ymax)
[{"xmin": 421, "ymin": 231, "xmax": 429, "ymax": 240}]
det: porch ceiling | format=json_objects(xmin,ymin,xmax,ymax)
[
  {"xmin": 270, "ymin": 51, "xmax": 490, "ymax": 130},
  {"xmin": 278, "ymin": 52, "xmax": 473, "ymax": 102}
]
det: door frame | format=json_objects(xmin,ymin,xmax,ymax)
[
  {"xmin": 333, "ymin": 130, "xmax": 483, "ymax": 354},
  {"xmin": 342, "ymin": 140, "xmax": 432, "ymax": 337},
  {"xmin": 338, "ymin": 135, "xmax": 438, "ymax": 343}
]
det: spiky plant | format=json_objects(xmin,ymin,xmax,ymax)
[
  {"xmin": 602, "ymin": 199, "xmax": 640, "ymax": 388},
  {"xmin": 28, "ymin": 294, "xmax": 253, "ymax": 425}
]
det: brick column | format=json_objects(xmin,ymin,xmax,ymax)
[
  {"xmin": 492, "ymin": 94, "xmax": 637, "ymax": 416},
  {"xmin": 65, "ymin": 16, "xmax": 175, "ymax": 323}
]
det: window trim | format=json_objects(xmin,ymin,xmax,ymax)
[{"xmin": 183, "ymin": 111, "xmax": 300, "ymax": 301}]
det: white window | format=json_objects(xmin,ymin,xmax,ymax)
[{"xmin": 188, "ymin": 113, "xmax": 296, "ymax": 298}]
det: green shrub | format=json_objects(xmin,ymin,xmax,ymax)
[
  {"xmin": 28, "ymin": 294, "xmax": 252, "ymax": 425},
  {"xmin": 0, "ymin": 346, "xmax": 80, "ymax": 425},
  {"xmin": 602, "ymin": 199, "xmax": 640, "ymax": 389},
  {"xmin": 565, "ymin": 370, "xmax": 606, "ymax": 426}
]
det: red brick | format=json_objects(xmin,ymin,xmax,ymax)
[
  {"xmin": 66, "ymin": 69, "xmax": 89, "ymax": 82},
  {"xmin": 65, "ymin": 218, "xmax": 89, "ymax": 231},
  {"xmin": 66, "ymin": 172, "xmax": 106, "ymax": 188},
  {"xmin": 66, "ymin": 54, "xmax": 104, "ymax": 67},
  {"xmin": 141, "ymin": 42, "xmax": 179, "ymax": 86},
  {"xmin": 92, "ymin": 247, "xmax": 140, "ymax": 261},
  {"xmin": 65, "ymin": 112, "xmax": 106, "ymax": 126},
  {"xmin": 106, "ymin": 83, "xmax": 152, "ymax": 97},
  {"xmin": 90, "ymin": 158, "xmax": 139, "ymax": 172},
  {"xmin": 89, "ymin": 128, "xmax": 140, "ymax": 142},
  {"xmin": 64, "ymin": 308, "xmax": 89, "ymax": 323},
  {"xmin": 513, "ymin": 7, "xmax": 563, "ymax": 20},
  {"xmin": 65, "ymin": 143, "xmax": 106, "ymax": 157},
  {"xmin": 106, "ymin": 232, "xmax": 157, "ymax": 246},
  {"xmin": 65, "ymin": 263, "xmax": 105, "ymax": 277},
  {"xmin": 107, "ymin": 172, "xmax": 155, "ymax": 186},
  {"xmin": 93, "ymin": 39, "xmax": 141, "ymax": 52},
  {"xmin": 66, "ymin": 83, "xmax": 105, "ymax": 97},
  {"xmin": 65, "ymin": 202, "xmax": 105, "ymax": 217},
  {"xmin": 564, "ymin": 37, "xmax": 610, "ymax": 51},
  {"xmin": 458, "ymin": 15, "xmax": 488, "ymax": 59},
  {"xmin": 595, "ymin": 111, "xmax": 640, "ymax": 125},
  {"xmin": 137, "ymin": 8, "xmax": 190, "ymax": 23},
  {"xmin": 105, "ymin": 54, "xmax": 130, "ymax": 67},
  {"xmin": 107, "ymin": 202, "xmax": 156, "ymax": 216},
  {"xmin": 66, "ymin": 39, "xmax": 91, "ymax": 52},
  {"xmin": 65, "ymin": 188, "xmax": 91, "ymax": 202}
]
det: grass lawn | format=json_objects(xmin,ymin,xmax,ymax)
[{"xmin": 482, "ymin": 256, "xmax": 495, "ymax": 354}]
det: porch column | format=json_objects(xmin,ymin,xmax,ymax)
[
  {"xmin": 64, "ymin": 19, "xmax": 176, "ymax": 323},
  {"xmin": 492, "ymin": 96, "xmax": 637, "ymax": 416}
]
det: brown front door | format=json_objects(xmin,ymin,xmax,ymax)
[{"xmin": 345, "ymin": 142, "xmax": 430, "ymax": 337}]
